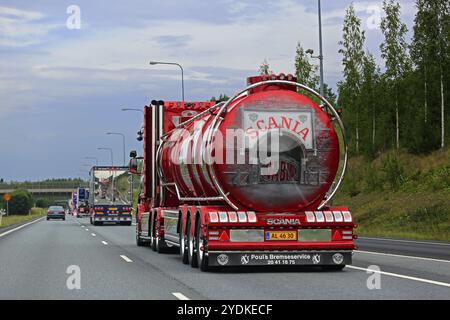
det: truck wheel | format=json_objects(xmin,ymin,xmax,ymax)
[
  {"xmin": 90, "ymin": 217, "xmax": 93, "ymax": 224},
  {"xmin": 179, "ymin": 224, "xmax": 189, "ymax": 264},
  {"xmin": 150, "ymin": 223, "xmax": 157, "ymax": 251},
  {"xmin": 187, "ymin": 219, "xmax": 198, "ymax": 268},
  {"xmin": 136, "ymin": 232, "xmax": 146, "ymax": 247},
  {"xmin": 196, "ymin": 221, "xmax": 209, "ymax": 271},
  {"xmin": 156, "ymin": 234, "xmax": 168, "ymax": 253}
]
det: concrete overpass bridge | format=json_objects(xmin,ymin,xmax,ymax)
[{"xmin": 0, "ymin": 185, "xmax": 88, "ymax": 198}]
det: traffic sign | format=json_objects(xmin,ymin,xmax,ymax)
[{"xmin": 3, "ymin": 193, "xmax": 11, "ymax": 202}]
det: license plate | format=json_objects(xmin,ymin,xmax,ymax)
[{"xmin": 265, "ymin": 231, "xmax": 297, "ymax": 241}]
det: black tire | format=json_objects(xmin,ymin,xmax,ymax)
[
  {"xmin": 46, "ymin": 217, "xmax": 49, "ymax": 221},
  {"xmin": 187, "ymin": 219, "xmax": 198, "ymax": 268},
  {"xmin": 156, "ymin": 231, "xmax": 169, "ymax": 253},
  {"xmin": 179, "ymin": 222, "xmax": 189, "ymax": 264},
  {"xmin": 150, "ymin": 219, "xmax": 157, "ymax": 252},
  {"xmin": 196, "ymin": 220, "xmax": 209, "ymax": 271},
  {"xmin": 136, "ymin": 232, "xmax": 146, "ymax": 247}
]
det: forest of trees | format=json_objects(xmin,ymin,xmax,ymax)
[{"xmin": 261, "ymin": 0, "xmax": 449, "ymax": 157}]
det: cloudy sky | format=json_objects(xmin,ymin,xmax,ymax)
[{"xmin": 0, "ymin": 0, "xmax": 416, "ymax": 181}]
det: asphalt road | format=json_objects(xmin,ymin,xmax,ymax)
[{"xmin": 0, "ymin": 216, "xmax": 449, "ymax": 300}]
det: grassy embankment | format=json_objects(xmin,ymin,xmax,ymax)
[
  {"xmin": 0, "ymin": 208, "xmax": 47, "ymax": 229},
  {"xmin": 334, "ymin": 149, "xmax": 450, "ymax": 241}
]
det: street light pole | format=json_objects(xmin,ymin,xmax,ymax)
[
  {"xmin": 317, "ymin": 0, "xmax": 324, "ymax": 97},
  {"xmin": 306, "ymin": 0, "xmax": 325, "ymax": 98},
  {"xmin": 149, "ymin": 61, "xmax": 184, "ymax": 102},
  {"xmin": 107, "ymin": 132, "xmax": 126, "ymax": 166}
]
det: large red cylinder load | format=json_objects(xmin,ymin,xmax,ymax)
[{"xmin": 158, "ymin": 75, "xmax": 341, "ymax": 213}]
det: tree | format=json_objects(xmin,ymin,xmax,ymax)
[
  {"xmin": 380, "ymin": 0, "xmax": 411, "ymax": 150},
  {"xmin": 360, "ymin": 52, "xmax": 381, "ymax": 154},
  {"xmin": 338, "ymin": 4, "xmax": 366, "ymax": 155},
  {"xmin": 258, "ymin": 59, "xmax": 272, "ymax": 75},
  {"xmin": 294, "ymin": 42, "xmax": 319, "ymax": 90},
  {"xmin": 410, "ymin": 0, "xmax": 449, "ymax": 152},
  {"xmin": 8, "ymin": 190, "xmax": 33, "ymax": 215}
]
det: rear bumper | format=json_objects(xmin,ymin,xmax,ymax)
[
  {"xmin": 47, "ymin": 214, "xmax": 65, "ymax": 219},
  {"xmin": 207, "ymin": 250, "xmax": 352, "ymax": 267},
  {"xmin": 93, "ymin": 215, "xmax": 132, "ymax": 222}
]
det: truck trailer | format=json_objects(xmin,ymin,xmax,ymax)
[
  {"xmin": 130, "ymin": 74, "xmax": 356, "ymax": 271},
  {"xmin": 89, "ymin": 166, "xmax": 133, "ymax": 226}
]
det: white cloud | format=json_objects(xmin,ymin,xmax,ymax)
[{"xmin": 0, "ymin": 6, "xmax": 61, "ymax": 47}]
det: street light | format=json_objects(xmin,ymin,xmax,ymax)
[
  {"xmin": 84, "ymin": 156, "xmax": 99, "ymax": 166},
  {"xmin": 106, "ymin": 132, "xmax": 126, "ymax": 166},
  {"xmin": 306, "ymin": 0, "xmax": 325, "ymax": 97},
  {"xmin": 149, "ymin": 61, "xmax": 185, "ymax": 102}
]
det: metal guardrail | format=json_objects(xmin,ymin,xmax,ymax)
[{"xmin": 0, "ymin": 184, "xmax": 88, "ymax": 190}]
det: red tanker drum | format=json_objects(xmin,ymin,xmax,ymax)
[{"xmin": 158, "ymin": 76, "xmax": 340, "ymax": 212}]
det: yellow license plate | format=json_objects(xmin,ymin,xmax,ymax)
[
  {"xmin": 109, "ymin": 208, "xmax": 117, "ymax": 211},
  {"xmin": 265, "ymin": 231, "xmax": 297, "ymax": 241}
]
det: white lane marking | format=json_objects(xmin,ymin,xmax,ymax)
[
  {"xmin": 120, "ymin": 255, "xmax": 133, "ymax": 263},
  {"xmin": 102, "ymin": 241, "xmax": 108, "ymax": 245},
  {"xmin": 91, "ymin": 233, "xmax": 96, "ymax": 237},
  {"xmin": 85, "ymin": 228, "xmax": 89, "ymax": 231},
  {"xmin": 0, "ymin": 217, "xmax": 45, "ymax": 238},
  {"xmin": 358, "ymin": 236, "xmax": 450, "ymax": 246},
  {"xmin": 172, "ymin": 292, "xmax": 190, "ymax": 300},
  {"xmin": 347, "ymin": 265, "xmax": 450, "ymax": 288},
  {"xmin": 81, "ymin": 225, "xmax": 84, "ymax": 227},
  {"xmin": 355, "ymin": 250, "xmax": 450, "ymax": 264}
]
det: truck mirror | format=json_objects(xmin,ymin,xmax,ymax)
[
  {"xmin": 129, "ymin": 158, "xmax": 141, "ymax": 175},
  {"xmin": 130, "ymin": 150, "xmax": 137, "ymax": 158}
]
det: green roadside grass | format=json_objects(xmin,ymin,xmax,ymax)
[
  {"xmin": 0, "ymin": 208, "xmax": 47, "ymax": 229},
  {"xmin": 336, "ymin": 190, "xmax": 450, "ymax": 241},
  {"xmin": 334, "ymin": 149, "xmax": 450, "ymax": 241}
]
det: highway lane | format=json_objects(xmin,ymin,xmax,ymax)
[
  {"xmin": 356, "ymin": 236, "xmax": 450, "ymax": 261},
  {"xmin": 0, "ymin": 216, "xmax": 449, "ymax": 300}
]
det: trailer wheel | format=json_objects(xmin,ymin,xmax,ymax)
[
  {"xmin": 187, "ymin": 219, "xmax": 198, "ymax": 268},
  {"xmin": 195, "ymin": 221, "xmax": 209, "ymax": 271},
  {"xmin": 156, "ymin": 234, "xmax": 169, "ymax": 253},
  {"xmin": 179, "ymin": 224, "xmax": 189, "ymax": 264},
  {"xmin": 150, "ymin": 220, "xmax": 157, "ymax": 252}
]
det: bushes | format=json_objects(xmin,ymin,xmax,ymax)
[
  {"xmin": 35, "ymin": 198, "xmax": 53, "ymax": 208},
  {"xmin": 7, "ymin": 189, "xmax": 34, "ymax": 215},
  {"xmin": 340, "ymin": 149, "xmax": 449, "ymax": 196}
]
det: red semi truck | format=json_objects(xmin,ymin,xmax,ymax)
[{"xmin": 129, "ymin": 74, "xmax": 356, "ymax": 271}]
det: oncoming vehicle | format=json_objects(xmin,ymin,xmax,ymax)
[{"xmin": 47, "ymin": 206, "xmax": 65, "ymax": 221}]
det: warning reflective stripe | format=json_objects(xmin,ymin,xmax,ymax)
[
  {"xmin": 305, "ymin": 211, "xmax": 315, "ymax": 222},
  {"xmin": 219, "ymin": 212, "xmax": 228, "ymax": 223},
  {"xmin": 342, "ymin": 211, "xmax": 352, "ymax": 222},
  {"xmin": 228, "ymin": 212, "xmax": 238, "ymax": 223},
  {"xmin": 237, "ymin": 212, "xmax": 247, "ymax": 223},
  {"xmin": 209, "ymin": 212, "xmax": 219, "ymax": 223},
  {"xmin": 324, "ymin": 211, "xmax": 334, "ymax": 222},
  {"xmin": 247, "ymin": 212, "xmax": 257, "ymax": 223},
  {"xmin": 314, "ymin": 211, "xmax": 325, "ymax": 222},
  {"xmin": 333, "ymin": 211, "xmax": 343, "ymax": 222}
]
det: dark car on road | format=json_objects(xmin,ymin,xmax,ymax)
[{"xmin": 47, "ymin": 206, "xmax": 65, "ymax": 220}]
